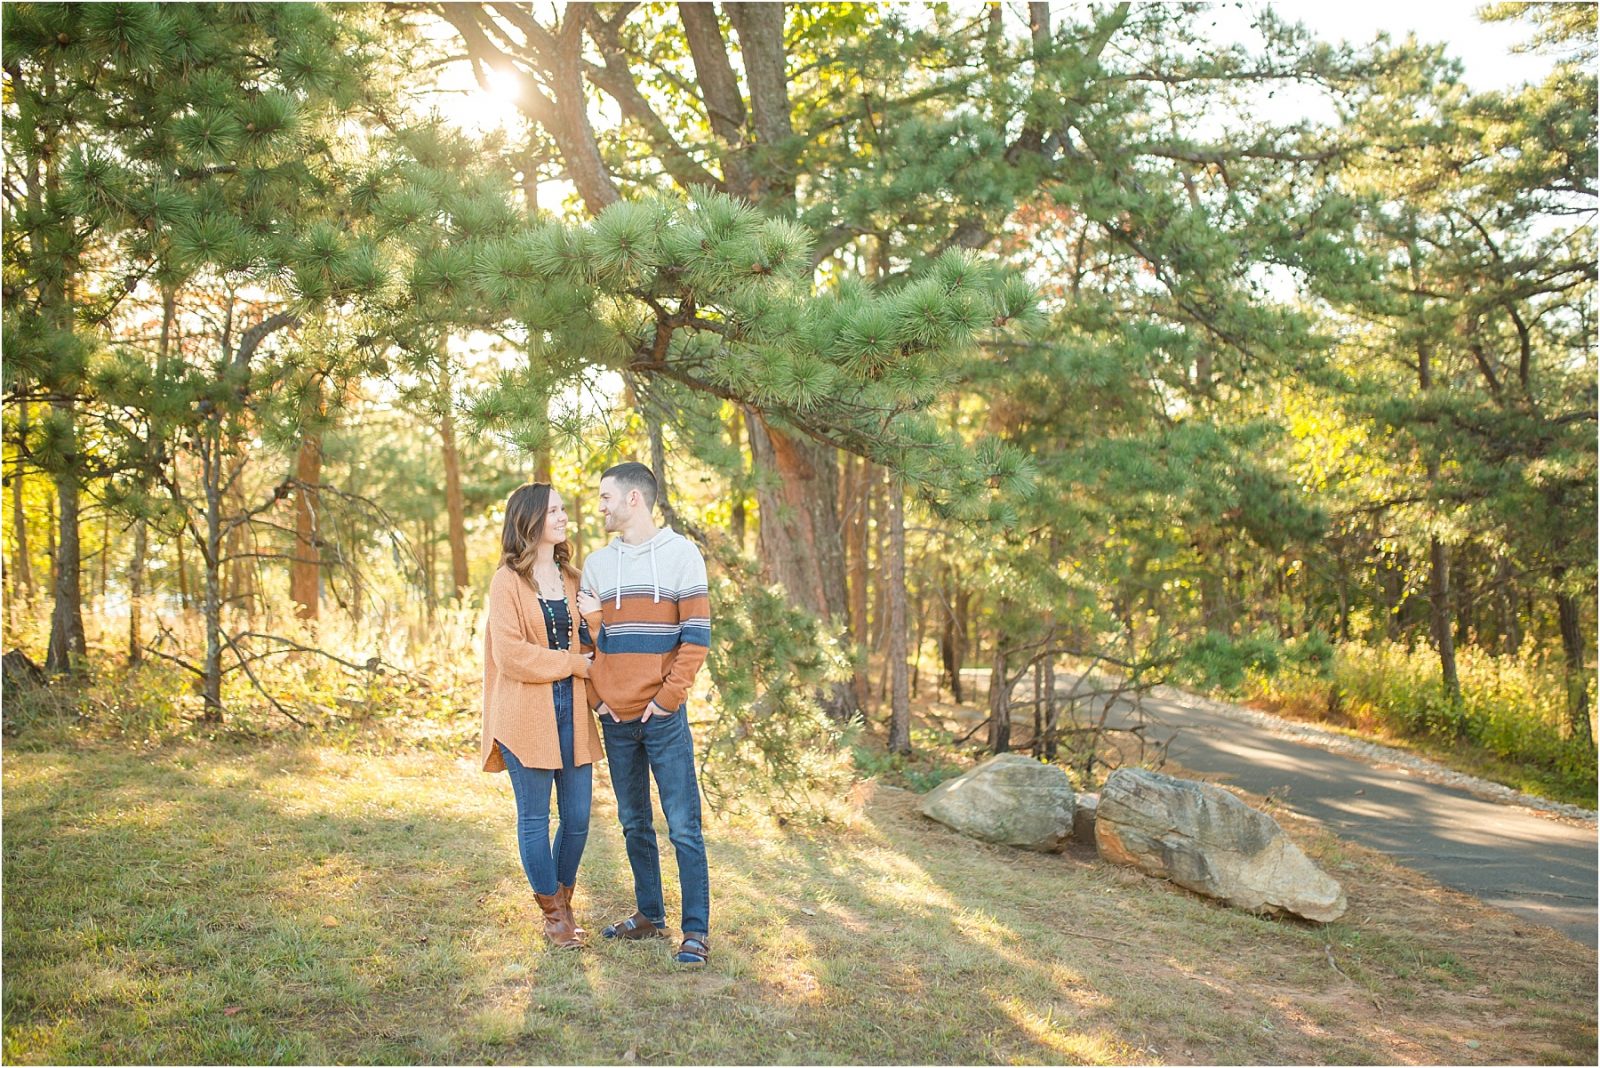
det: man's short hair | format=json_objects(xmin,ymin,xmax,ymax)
[{"xmin": 602, "ymin": 461, "xmax": 659, "ymax": 510}]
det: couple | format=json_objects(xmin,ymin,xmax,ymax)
[{"xmin": 479, "ymin": 462, "xmax": 711, "ymax": 968}]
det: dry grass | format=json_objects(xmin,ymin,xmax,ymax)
[{"xmin": 3, "ymin": 731, "xmax": 1596, "ymax": 1065}]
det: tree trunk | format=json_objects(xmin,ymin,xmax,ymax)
[
  {"xmin": 1041, "ymin": 644, "xmax": 1059, "ymax": 761},
  {"xmin": 1336, "ymin": 571, "xmax": 1351, "ymax": 642},
  {"xmin": 128, "ymin": 517, "xmax": 147, "ymax": 665},
  {"xmin": 729, "ymin": 410, "xmax": 747, "ymax": 552},
  {"xmin": 887, "ymin": 477, "xmax": 910, "ymax": 754},
  {"xmin": 646, "ymin": 397, "xmax": 674, "ymax": 521},
  {"xmin": 725, "ymin": 2, "xmax": 796, "ymax": 206},
  {"xmin": 1031, "ymin": 657, "xmax": 1044, "ymax": 755},
  {"xmin": 570, "ymin": 491, "xmax": 585, "ymax": 561},
  {"xmin": 987, "ymin": 613, "xmax": 1012, "ymax": 754},
  {"xmin": 37, "ymin": 58, "xmax": 83, "ymax": 675},
  {"xmin": 200, "ymin": 426, "xmax": 225, "ymax": 721},
  {"xmin": 290, "ymin": 429, "xmax": 322, "ymax": 621},
  {"xmin": 1380, "ymin": 553, "xmax": 1403, "ymax": 642},
  {"xmin": 1428, "ymin": 536, "xmax": 1462, "ymax": 708},
  {"xmin": 747, "ymin": 412, "xmax": 858, "ymax": 719},
  {"xmin": 910, "ymin": 585, "xmax": 928, "ymax": 699},
  {"xmin": 176, "ymin": 524, "xmax": 188, "ymax": 607},
  {"xmin": 1411, "ymin": 241, "xmax": 1460, "ymax": 706},
  {"xmin": 440, "ymin": 374, "xmax": 470, "ymax": 600},
  {"xmin": 45, "ymin": 400, "xmax": 86, "ymax": 675},
  {"xmin": 98, "ymin": 507, "xmax": 111, "ymax": 601},
  {"xmin": 534, "ymin": 394, "xmax": 554, "ymax": 486},
  {"xmin": 871, "ymin": 464, "xmax": 888, "ymax": 654},
  {"xmin": 1197, "ymin": 530, "xmax": 1233, "ymax": 634},
  {"xmin": 940, "ymin": 577, "xmax": 965, "ymax": 703},
  {"xmin": 423, "ymin": 514, "xmax": 438, "ymax": 623},
  {"xmin": 10, "ymin": 399, "xmax": 33, "ymax": 601},
  {"xmin": 1554, "ymin": 571, "xmax": 1592, "ymax": 742},
  {"xmin": 845, "ymin": 453, "xmax": 871, "ymax": 709},
  {"xmin": 225, "ymin": 486, "xmax": 250, "ymax": 619},
  {"xmin": 1497, "ymin": 556, "xmax": 1523, "ymax": 655},
  {"xmin": 348, "ymin": 531, "xmax": 364, "ymax": 627}
]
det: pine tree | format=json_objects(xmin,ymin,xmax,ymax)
[
  {"xmin": 1313, "ymin": 6, "xmax": 1597, "ymax": 730},
  {"xmin": 421, "ymin": 3, "xmax": 1408, "ymax": 735},
  {"xmin": 3, "ymin": 2, "xmax": 406, "ymax": 711}
]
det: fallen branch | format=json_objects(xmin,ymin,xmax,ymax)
[
  {"xmin": 953, "ymin": 716, "xmax": 991, "ymax": 746},
  {"xmin": 221, "ymin": 630, "xmax": 308, "ymax": 728}
]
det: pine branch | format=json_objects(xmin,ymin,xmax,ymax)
[{"xmin": 229, "ymin": 311, "xmax": 300, "ymax": 374}]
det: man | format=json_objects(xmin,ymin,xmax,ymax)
[{"xmin": 577, "ymin": 462, "xmax": 712, "ymax": 967}]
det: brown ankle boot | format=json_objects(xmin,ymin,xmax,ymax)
[
  {"xmin": 558, "ymin": 883, "xmax": 588, "ymax": 940},
  {"xmin": 534, "ymin": 890, "xmax": 582, "ymax": 949}
]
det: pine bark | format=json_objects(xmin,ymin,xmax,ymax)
[
  {"xmin": 1411, "ymin": 243, "xmax": 1461, "ymax": 706},
  {"xmin": 1496, "ymin": 556, "xmax": 1523, "ymax": 655},
  {"xmin": 725, "ymin": 2, "xmax": 795, "ymax": 205},
  {"xmin": 128, "ymin": 517, "xmax": 147, "ymax": 665},
  {"xmin": 729, "ymin": 410, "xmax": 747, "ymax": 552},
  {"xmin": 747, "ymin": 413, "xmax": 858, "ymax": 719},
  {"xmin": 200, "ymin": 423, "xmax": 226, "ymax": 721},
  {"xmin": 39, "ymin": 80, "xmax": 85, "ymax": 675},
  {"xmin": 987, "ymin": 613, "xmax": 1012, "ymax": 754},
  {"xmin": 45, "ymin": 425, "xmax": 86, "ymax": 674},
  {"xmin": 845, "ymin": 453, "xmax": 871, "ymax": 709},
  {"xmin": 1554, "ymin": 571, "xmax": 1592, "ymax": 742},
  {"xmin": 10, "ymin": 398, "xmax": 33, "ymax": 601},
  {"xmin": 440, "ymin": 376, "xmax": 469, "ymax": 600},
  {"xmin": 176, "ymin": 525, "xmax": 188, "ymax": 611},
  {"xmin": 291, "ymin": 430, "xmax": 322, "ymax": 620},
  {"xmin": 887, "ymin": 477, "xmax": 910, "ymax": 754}
]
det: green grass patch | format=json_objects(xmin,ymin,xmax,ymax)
[{"xmin": 4, "ymin": 734, "xmax": 1595, "ymax": 1065}]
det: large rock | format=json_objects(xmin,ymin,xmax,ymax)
[
  {"xmin": 919, "ymin": 753, "xmax": 1076, "ymax": 852},
  {"xmin": 1072, "ymin": 792, "xmax": 1100, "ymax": 844},
  {"xmin": 1095, "ymin": 768, "xmax": 1348, "ymax": 922}
]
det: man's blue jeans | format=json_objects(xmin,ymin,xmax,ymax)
[{"xmin": 601, "ymin": 709, "xmax": 710, "ymax": 936}]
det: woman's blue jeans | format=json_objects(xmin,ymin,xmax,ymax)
[
  {"xmin": 600, "ymin": 708, "xmax": 710, "ymax": 936},
  {"xmin": 498, "ymin": 680, "xmax": 591, "ymax": 897}
]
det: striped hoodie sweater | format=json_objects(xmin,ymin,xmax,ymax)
[{"xmin": 579, "ymin": 527, "xmax": 711, "ymax": 720}]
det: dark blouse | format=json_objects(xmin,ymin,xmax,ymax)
[{"xmin": 537, "ymin": 597, "xmax": 592, "ymax": 652}]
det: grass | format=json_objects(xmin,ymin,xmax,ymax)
[{"xmin": 4, "ymin": 725, "xmax": 1597, "ymax": 1065}]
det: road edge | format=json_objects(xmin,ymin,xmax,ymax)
[{"xmin": 1145, "ymin": 683, "xmax": 1598, "ymax": 825}]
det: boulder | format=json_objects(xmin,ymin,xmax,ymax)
[
  {"xmin": 1095, "ymin": 768, "xmax": 1347, "ymax": 922},
  {"xmin": 919, "ymin": 753, "xmax": 1077, "ymax": 852},
  {"xmin": 1072, "ymin": 792, "xmax": 1099, "ymax": 844}
]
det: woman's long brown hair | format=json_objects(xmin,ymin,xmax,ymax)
[{"xmin": 500, "ymin": 483, "xmax": 578, "ymax": 583}]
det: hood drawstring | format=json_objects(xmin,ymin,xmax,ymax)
[{"xmin": 610, "ymin": 528, "xmax": 670, "ymax": 607}]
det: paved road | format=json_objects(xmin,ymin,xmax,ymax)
[{"xmin": 1068, "ymin": 683, "xmax": 1599, "ymax": 948}]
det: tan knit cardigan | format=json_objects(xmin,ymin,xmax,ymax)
[{"xmin": 481, "ymin": 565, "xmax": 604, "ymax": 772}]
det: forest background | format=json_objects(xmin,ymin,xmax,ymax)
[{"xmin": 2, "ymin": 0, "xmax": 1595, "ymax": 803}]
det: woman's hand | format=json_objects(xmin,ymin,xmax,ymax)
[
  {"xmin": 572, "ymin": 651, "xmax": 595, "ymax": 678},
  {"xmin": 577, "ymin": 587, "xmax": 601, "ymax": 616}
]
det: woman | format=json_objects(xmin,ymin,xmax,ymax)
[{"xmin": 481, "ymin": 483, "xmax": 603, "ymax": 949}]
